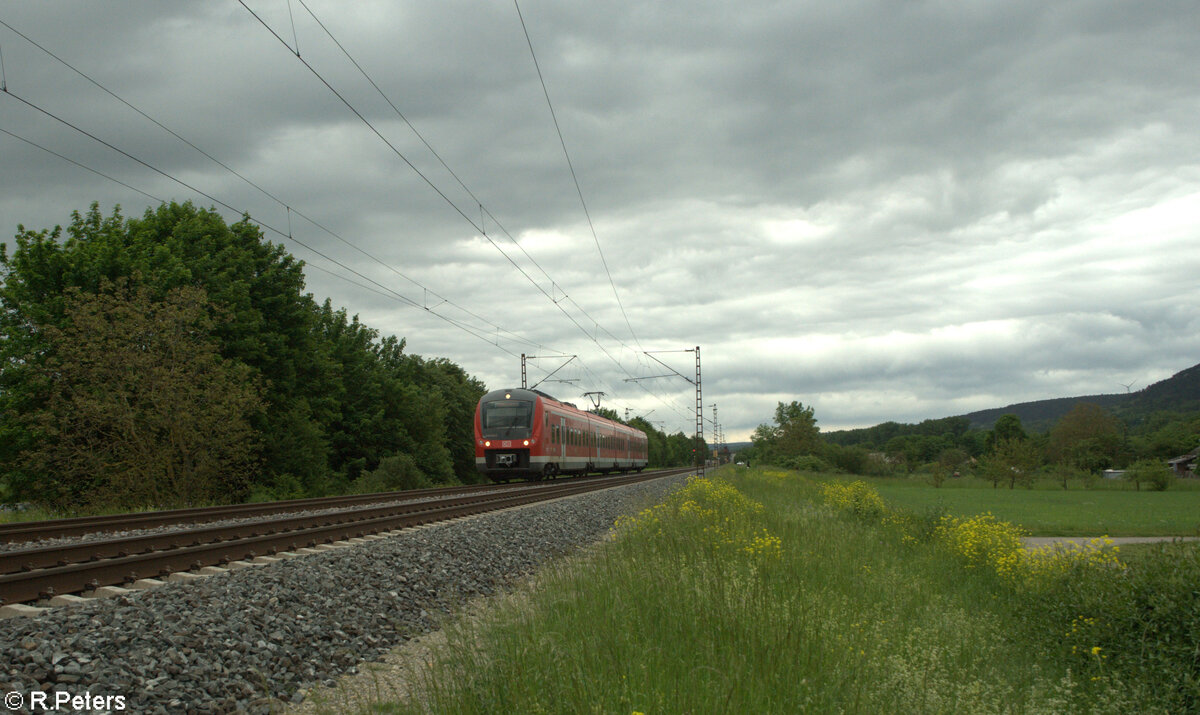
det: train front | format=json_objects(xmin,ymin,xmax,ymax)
[{"xmin": 474, "ymin": 388, "xmax": 541, "ymax": 481}]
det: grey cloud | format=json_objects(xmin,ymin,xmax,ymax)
[{"xmin": 2, "ymin": 0, "xmax": 1199, "ymax": 440}]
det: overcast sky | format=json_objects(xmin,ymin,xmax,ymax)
[{"xmin": 2, "ymin": 1, "xmax": 1198, "ymax": 441}]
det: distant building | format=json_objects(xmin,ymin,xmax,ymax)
[{"xmin": 1167, "ymin": 450, "xmax": 1198, "ymax": 478}]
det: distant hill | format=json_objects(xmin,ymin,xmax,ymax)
[
  {"xmin": 960, "ymin": 393, "xmax": 1128, "ymax": 433},
  {"xmin": 1120, "ymin": 362, "xmax": 1200, "ymax": 418},
  {"xmin": 960, "ymin": 362, "xmax": 1200, "ymax": 432}
]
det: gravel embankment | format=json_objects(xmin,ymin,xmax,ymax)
[{"xmin": 0, "ymin": 475, "xmax": 684, "ymax": 714}]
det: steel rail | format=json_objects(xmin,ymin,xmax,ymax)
[
  {"xmin": 0, "ymin": 468, "xmax": 691, "ymax": 606},
  {"xmin": 0, "ymin": 480, "xmax": 535, "ymax": 544},
  {"xmin": 0, "ymin": 479, "xmax": 606, "ymax": 575}
]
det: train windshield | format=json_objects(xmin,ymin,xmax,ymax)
[{"xmin": 481, "ymin": 399, "xmax": 533, "ymax": 438}]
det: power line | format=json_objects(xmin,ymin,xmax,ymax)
[
  {"xmin": 292, "ymin": 0, "xmax": 638, "ymax": 359},
  {"xmin": 241, "ymin": 3, "xmax": 683, "ymax": 414},
  {"xmin": 242, "ymin": 0, "xmax": 642, "ymax": 369},
  {"xmin": 6, "ymin": 11, "xmax": 694, "ymax": 423},
  {"xmin": 0, "ymin": 127, "xmax": 164, "ymax": 205},
  {"xmin": 284, "ymin": 1, "xmax": 647, "ymax": 364},
  {"xmin": 0, "ymin": 17, "xmax": 564, "ymax": 357},
  {"xmin": 512, "ymin": 0, "xmax": 642, "ymax": 351},
  {"xmin": 0, "ymin": 87, "xmax": 543, "ymax": 358}
]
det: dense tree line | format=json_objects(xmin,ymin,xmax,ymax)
[
  {"xmin": 0, "ymin": 202, "xmax": 486, "ymax": 510},
  {"xmin": 739, "ymin": 397, "xmax": 1198, "ymax": 489}
]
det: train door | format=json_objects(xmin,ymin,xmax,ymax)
[{"xmin": 559, "ymin": 417, "xmax": 566, "ymax": 463}]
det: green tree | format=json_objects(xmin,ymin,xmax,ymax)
[
  {"xmin": 1, "ymin": 202, "xmax": 335, "ymax": 496},
  {"xmin": 2, "ymin": 202, "xmax": 487, "ymax": 501},
  {"xmin": 628, "ymin": 416, "xmax": 668, "ymax": 467},
  {"xmin": 751, "ymin": 401, "xmax": 820, "ymax": 464},
  {"xmin": 1126, "ymin": 458, "xmax": 1173, "ymax": 492},
  {"xmin": 774, "ymin": 401, "xmax": 821, "ymax": 456},
  {"xmin": 592, "ymin": 406, "xmax": 621, "ymax": 422},
  {"xmin": 884, "ymin": 435, "xmax": 920, "ymax": 473},
  {"xmin": 665, "ymin": 432, "xmax": 694, "ymax": 466},
  {"xmin": 21, "ymin": 281, "xmax": 262, "ymax": 509},
  {"xmin": 1048, "ymin": 403, "xmax": 1124, "ymax": 470},
  {"xmin": 1129, "ymin": 411, "xmax": 1200, "ymax": 460},
  {"xmin": 986, "ymin": 414, "xmax": 1027, "ymax": 451},
  {"xmin": 980, "ymin": 437, "xmax": 1042, "ymax": 489}
]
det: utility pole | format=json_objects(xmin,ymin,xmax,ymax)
[
  {"xmin": 710, "ymin": 403, "xmax": 723, "ymax": 465},
  {"xmin": 520, "ymin": 354, "xmax": 577, "ymax": 390},
  {"xmin": 695, "ymin": 346, "xmax": 703, "ymax": 472},
  {"xmin": 626, "ymin": 346, "xmax": 704, "ymax": 477}
]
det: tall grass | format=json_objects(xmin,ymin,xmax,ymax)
[
  {"xmin": 369, "ymin": 468, "xmax": 1169, "ymax": 714},
  {"xmin": 819, "ymin": 474, "xmax": 1199, "ymax": 712}
]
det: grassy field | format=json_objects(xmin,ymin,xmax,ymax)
[
  {"xmin": 864, "ymin": 476, "xmax": 1200, "ymax": 536},
  {"xmin": 330, "ymin": 466, "xmax": 1196, "ymax": 714}
]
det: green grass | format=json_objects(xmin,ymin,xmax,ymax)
[
  {"xmin": 863, "ymin": 476, "xmax": 1200, "ymax": 536},
  {"xmin": 0, "ymin": 507, "xmax": 56, "ymax": 525},
  {"xmin": 359, "ymin": 467, "xmax": 1155, "ymax": 714}
]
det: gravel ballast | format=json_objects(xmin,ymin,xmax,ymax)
[{"xmin": 0, "ymin": 474, "xmax": 685, "ymax": 714}]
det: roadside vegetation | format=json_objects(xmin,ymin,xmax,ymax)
[{"xmin": 350, "ymin": 466, "xmax": 1196, "ymax": 714}]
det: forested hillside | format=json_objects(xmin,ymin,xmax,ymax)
[
  {"xmin": 0, "ymin": 202, "xmax": 486, "ymax": 510},
  {"xmin": 955, "ymin": 362, "xmax": 1200, "ymax": 432},
  {"xmin": 813, "ymin": 362, "xmax": 1200, "ymax": 480}
]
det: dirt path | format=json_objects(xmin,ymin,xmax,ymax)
[{"xmin": 1022, "ymin": 536, "xmax": 1199, "ymax": 548}]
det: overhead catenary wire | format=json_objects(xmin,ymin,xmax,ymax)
[
  {"xmin": 3, "ymin": 12, "xmax": 695, "ymax": 426},
  {"xmin": 0, "ymin": 127, "xmax": 164, "ymax": 205},
  {"xmin": 239, "ymin": 2, "xmax": 692, "ymax": 420},
  {"xmin": 241, "ymin": 0, "xmax": 641, "ymax": 373},
  {"xmin": 292, "ymin": 0, "xmax": 638, "ymax": 359},
  {"xmin": 0, "ymin": 17, "xmax": 563, "ymax": 358},
  {"xmin": 512, "ymin": 0, "xmax": 642, "ymax": 352},
  {"xmin": 0, "ymin": 87, "xmax": 544, "ymax": 359},
  {"xmin": 278, "ymin": 0, "xmax": 648, "ymax": 364}
]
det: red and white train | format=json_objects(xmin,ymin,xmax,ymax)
[{"xmin": 474, "ymin": 387, "xmax": 648, "ymax": 481}]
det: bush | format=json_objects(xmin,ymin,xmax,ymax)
[
  {"xmin": 928, "ymin": 463, "xmax": 950, "ymax": 488},
  {"xmin": 1034, "ymin": 541, "xmax": 1200, "ymax": 711},
  {"xmin": 780, "ymin": 454, "xmax": 832, "ymax": 472},
  {"xmin": 822, "ymin": 443, "xmax": 869, "ymax": 474},
  {"xmin": 1127, "ymin": 459, "xmax": 1174, "ymax": 491},
  {"xmin": 349, "ymin": 453, "xmax": 434, "ymax": 493},
  {"xmin": 820, "ymin": 480, "xmax": 887, "ymax": 519}
]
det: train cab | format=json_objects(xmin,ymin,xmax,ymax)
[{"xmin": 475, "ymin": 388, "xmax": 541, "ymax": 478}]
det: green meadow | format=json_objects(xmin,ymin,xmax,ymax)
[
  {"xmin": 319, "ymin": 467, "xmax": 1197, "ymax": 714},
  {"xmin": 866, "ymin": 476, "xmax": 1200, "ymax": 536}
]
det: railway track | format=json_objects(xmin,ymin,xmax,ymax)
[
  {"xmin": 0, "ymin": 480, "xmax": 552, "ymax": 544},
  {"xmin": 0, "ymin": 468, "xmax": 691, "ymax": 608}
]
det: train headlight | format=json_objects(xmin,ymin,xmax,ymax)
[
  {"xmin": 523, "ymin": 439, "xmax": 530, "ymax": 446},
  {"xmin": 484, "ymin": 440, "xmax": 491, "ymax": 447}
]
